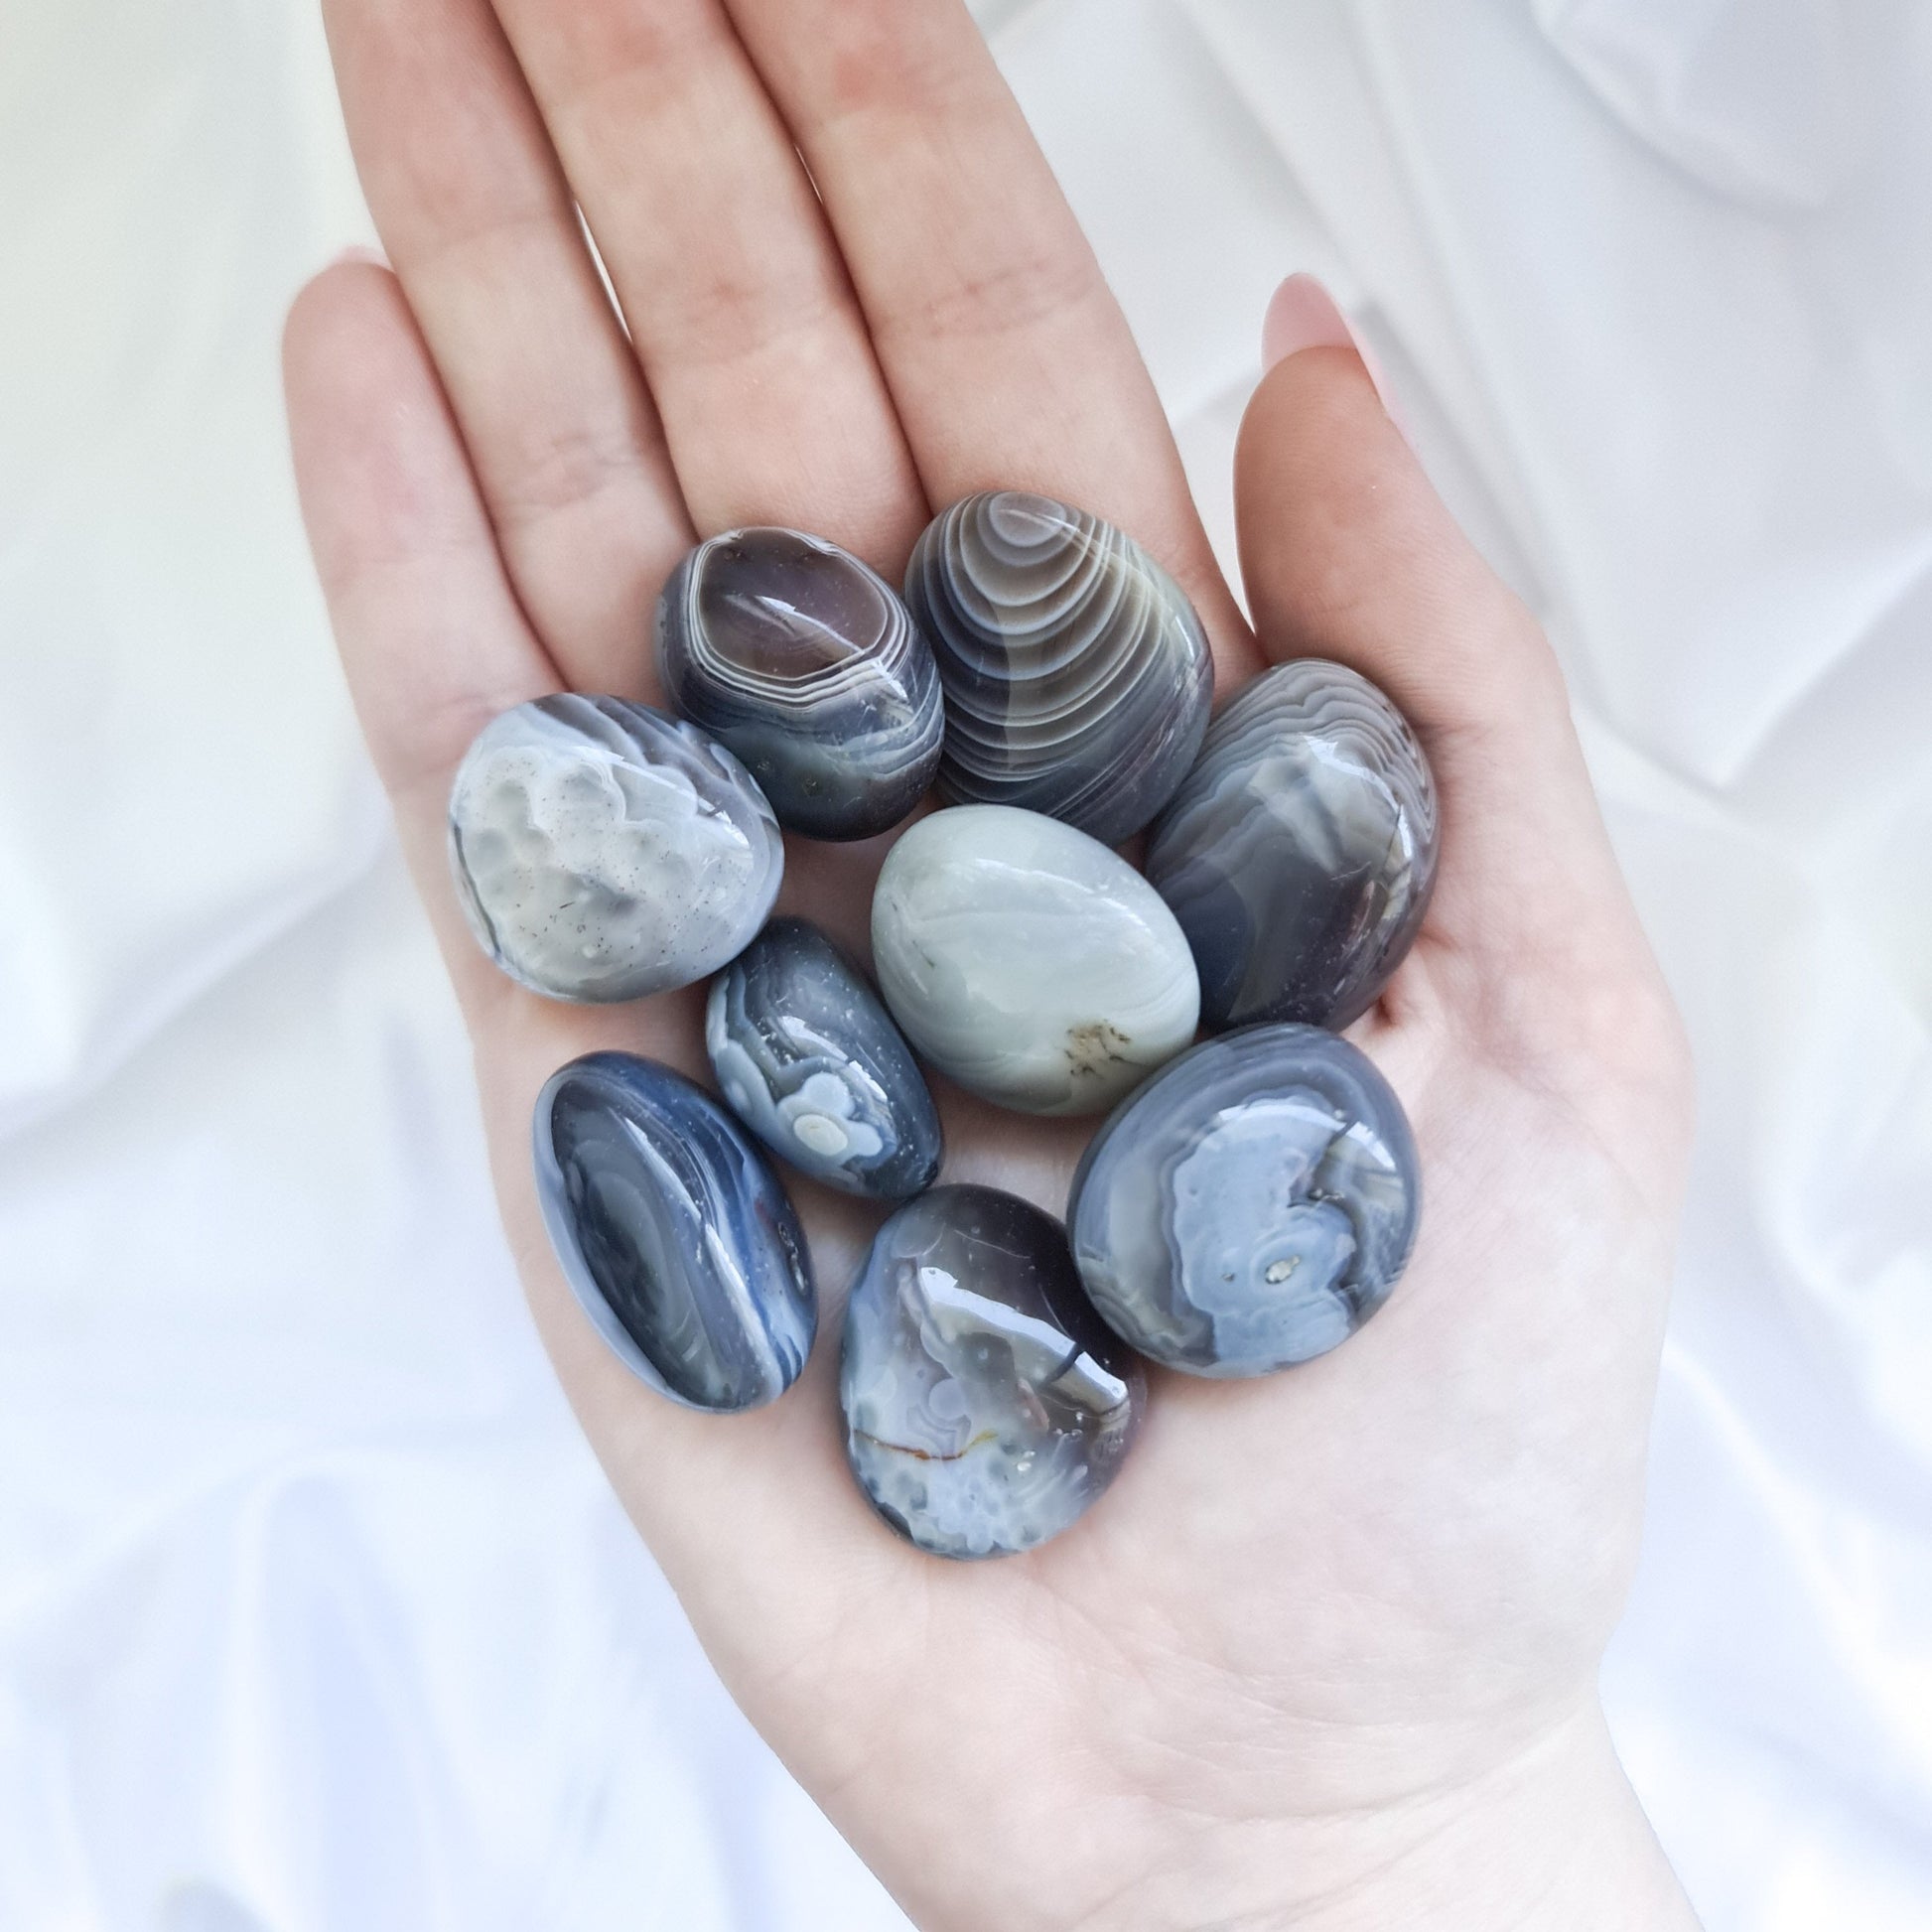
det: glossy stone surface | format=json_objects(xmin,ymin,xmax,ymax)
[
  {"xmin": 449, "ymin": 695, "xmax": 782, "ymax": 1003},
  {"xmin": 1069, "ymin": 1025, "xmax": 1420, "ymax": 1377},
  {"xmin": 841, "ymin": 1185, "xmax": 1145, "ymax": 1559},
  {"xmin": 655, "ymin": 527, "xmax": 944, "ymax": 841},
  {"xmin": 871, "ymin": 805, "xmax": 1200, "ymax": 1117},
  {"xmin": 706, "ymin": 917, "xmax": 943, "ymax": 1201},
  {"xmin": 534, "ymin": 1052, "xmax": 816, "ymax": 1412},
  {"xmin": 905, "ymin": 491, "xmax": 1214, "ymax": 844},
  {"xmin": 1147, "ymin": 659, "xmax": 1438, "ymax": 1032}
]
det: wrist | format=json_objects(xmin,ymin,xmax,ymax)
[
  {"xmin": 1080, "ymin": 1697, "xmax": 1698, "ymax": 1932},
  {"xmin": 1280, "ymin": 1701, "xmax": 1697, "ymax": 1932}
]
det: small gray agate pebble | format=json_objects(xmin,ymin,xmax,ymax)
[
  {"xmin": 871, "ymin": 804, "xmax": 1200, "ymax": 1117},
  {"xmin": 1147, "ymin": 660, "xmax": 1439, "ymax": 1032},
  {"xmin": 449, "ymin": 694, "xmax": 782, "ymax": 1003},
  {"xmin": 1068, "ymin": 1026, "xmax": 1420, "ymax": 1377},
  {"xmin": 534, "ymin": 1052, "xmax": 816, "ymax": 1413},
  {"xmin": 655, "ymin": 527, "xmax": 944, "ymax": 841},
  {"xmin": 841, "ymin": 1184, "xmax": 1145, "ymax": 1559},
  {"xmin": 706, "ymin": 917, "xmax": 943, "ymax": 1201},
  {"xmin": 905, "ymin": 491, "xmax": 1214, "ymax": 844}
]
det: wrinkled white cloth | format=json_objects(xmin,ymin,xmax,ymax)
[{"xmin": 1, "ymin": 0, "xmax": 1927, "ymax": 1926}]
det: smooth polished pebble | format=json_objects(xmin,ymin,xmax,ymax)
[
  {"xmin": 905, "ymin": 491, "xmax": 1214, "ymax": 844},
  {"xmin": 1147, "ymin": 660, "xmax": 1439, "ymax": 1031},
  {"xmin": 534, "ymin": 1052, "xmax": 816, "ymax": 1412},
  {"xmin": 655, "ymin": 527, "xmax": 944, "ymax": 841},
  {"xmin": 449, "ymin": 695, "xmax": 782, "ymax": 1003},
  {"xmin": 706, "ymin": 917, "xmax": 943, "ymax": 1201},
  {"xmin": 871, "ymin": 804, "xmax": 1201, "ymax": 1117},
  {"xmin": 1068, "ymin": 1025, "xmax": 1420, "ymax": 1377},
  {"xmin": 841, "ymin": 1184, "xmax": 1145, "ymax": 1559}
]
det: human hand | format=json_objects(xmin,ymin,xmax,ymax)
[{"xmin": 284, "ymin": 3, "xmax": 1699, "ymax": 1925}]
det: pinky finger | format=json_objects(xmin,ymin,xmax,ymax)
[{"xmin": 283, "ymin": 259, "xmax": 561, "ymax": 1010}]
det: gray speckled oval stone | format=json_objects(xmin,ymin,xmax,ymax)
[
  {"xmin": 534, "ymin": 1052, "xmax": 815, "ymax": 1412},
  {"xmin": 1068, "ymin": 1026, "xmax": 1420, "ymax": 1377},
  {"xmin": 656, "ymin": 528, "xmax": 944, "ymax": 841},
  {"xmin": 841, "ymin": 1184, "xmax": 1145, "ymax": 1559},
  {"xmin": 449, "ymin": 695, "xmax": 782, "ymax": 1003},
  {"xmin": 871, "ymin": 804, "xmax": 1200, "ymax": 1117},
  {"xmin": 1148, "ymin": 660, "xmax": 1438, "ymax": 1032},
  {"xmin": 905, "ymin": 491, "xmax": 1213, "ymax": 844},
  {"xmin": 706, "ymin": 917, "xmax": 942, "ymax": 1201}
]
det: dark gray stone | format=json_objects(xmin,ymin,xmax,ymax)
[
  {"xmin": 841, "ymin": 1185, "xmax": 1144, "ymax": 1559},
  {"xmin": 656, "ymin": 527, "xmax": 943, "ymax": 841},
  {"xmin": 706, "ymin": 917, "xmax": 942, "ymax": 1201},
  {"xmin": 905, "ymin": 491, "xmax": 1213, "ymax": 844},
  {"xmin": 1147, "ymin": 660, "xmax": 1438, "ymax": 1032}
]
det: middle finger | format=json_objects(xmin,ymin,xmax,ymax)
[{"xmin": 490, "ymin": 0, "xmax": 928, "ymax": 568}]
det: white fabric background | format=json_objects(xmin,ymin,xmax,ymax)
[{"xmin": 2, "ymin": 0, "xmax": 1928, "ymax": 1925}]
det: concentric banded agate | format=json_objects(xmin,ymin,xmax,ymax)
[
  {"xmin": 534, "ymin": 1053, "xmax": 816, "ymax": 1412},
  {"xmin": 871, "ymin": 805, "xmax": 1200, "ymax": 1117},
  {"xmin": 905, "ymin": 491, "xmax": 1213, "ymax": 844},
  {"xmin": 449, "ymin": 695, "xmax": 782, "ymax": 1003},
  {"xmin": 1147, "ymin": 660, "xmax": 1438, "ymax": 1031},
  {"xmin": 656, "ymin": 527, "xmax": 943, "ymax": 841},
  {"xmin": 706, "ymin": 917, "xmax": 943, "ymax": 1200},
  {"xmin": 1068, "ymin": 1025, "xmax": 1420, "ymax": 1377},
  {"xmin": 841, "ymin": 1184, "xmax": 1145, "ymax": 1559}
]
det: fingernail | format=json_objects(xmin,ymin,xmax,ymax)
[
  {"xmin": 1261, "ymin": 273, "xmax": 1404, "ymax": 428},
  {"xmin": 330, "ymin": 243, "xmax": 389, "ymax": 269}
]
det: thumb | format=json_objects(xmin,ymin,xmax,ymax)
[{"xmin": 1234, "ymin": 278, "xmax": 1682, "ymax": 1102}]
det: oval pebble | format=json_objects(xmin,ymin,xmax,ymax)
[
  {"xmin": 449, "ymin": 694, "xmax": 782, "ymax": 1003},
  {"xmin": 656, "ymin": 527, "xmax": 943, "ymax": 841},
  {"xmin": 1068, "ymin": 1025, "xmax": 1420, "ymax": 1376},
  {"xmin": 706, "ymin": 916, "xmax": 943, "ymax": 1200},
  {"xmin": 841, "ymin": 1184, "xmax": 1145, "ymax": 1559},
  {"xmin": 905, "ymin": 491, "xmax": 1213, "ymax": 844},
  {"xmin": 534, "ymin": 1052, "xmax": 816, "ymax": 1412},
  {"xmin": 1147, "ymin": 660, "xmax": 1438, "ymax": 1031},
  {"xmin": 871, "ymin": 804, "xmax": 1200, "ymax": 1117}
]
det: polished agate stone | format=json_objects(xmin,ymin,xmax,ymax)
[
  {"xmin": 534, "ymin": 1052, "xmax": 815, "ymax": 1412},
  {"xmin": 706, "ymin": 917, "xmax": 942, "ymax": 1200},
  {"xmin": 449, "ymin": 695, "xmax": 782, "ymax": 1003},
  {"xmin": 871, "ymin": 804, "xmax": 1200, "ymax": 1117},
  {"xmin": 841, "ymin": 1184, "xmax": 1145, "ymax": 1559},
  {"xmin": 905, "ymin": 491, "xmax": 1213, "ymax": 844},
  {"xmin": 1068, "ymin": 1025, "xmax": 1419, "ymax": 1377},
  {"xmin": 655, "ymin": 527, "xmax": 944, "ymax": 841},
  {"xmin": 1148, "ymin": 660, "xmax": 1438, "ymax": 1032}
]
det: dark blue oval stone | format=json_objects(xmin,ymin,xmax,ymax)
[{"xmin": 534, "ymin": 1052, "xmax": 816, "ymax": 1412}]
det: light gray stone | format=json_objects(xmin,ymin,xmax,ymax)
[
  {"xmin": 870, "ymin": 805, "xmax": 1200, "ymax": 1116},
  {"xmin": 448, "ymin": 694, "xmax": 782, "ymax": 1003}
]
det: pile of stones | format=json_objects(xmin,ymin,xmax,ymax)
[{"xmin": 448, "ymin": 491, "xmax": 1436, "ymax": 1559}]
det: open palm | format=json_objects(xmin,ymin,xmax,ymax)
[{"xmin": 285, "ymin": 3, "xmax": 1697, "ymax": 1925}]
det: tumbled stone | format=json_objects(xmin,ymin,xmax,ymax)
[
  {"xmin": 841, "ymin": 1184, "xmax": 1145, "ymax": 1559},
  {"xmin": 449, "ymin": 694, "xmax": 781, "ymax": 1003},
  {"xmin": 905, "ymin": 491, "xmax": 1213, "ymax": 844},
  {"xmin": 534, "ymin": 1052, "xmax": 815, "ymax": 1412},
  {"xmin": 871, "ymin": 804, "xmax": 1200, "ymax": 1116},
  {"xmin": 656, "ymin": 526, "xmax": 944, "ymax": 841},
  {"xmin": 1147, "ymin": 659, "xmax": 1438, "ymax": 1031},
  {"xmin": 1068, "ymin": 1025, "xmax": 1420, "ymax": 1376},
  {"xmin": 706, "ymin": 916, "xmax": 943, "ymax": 1201}
]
